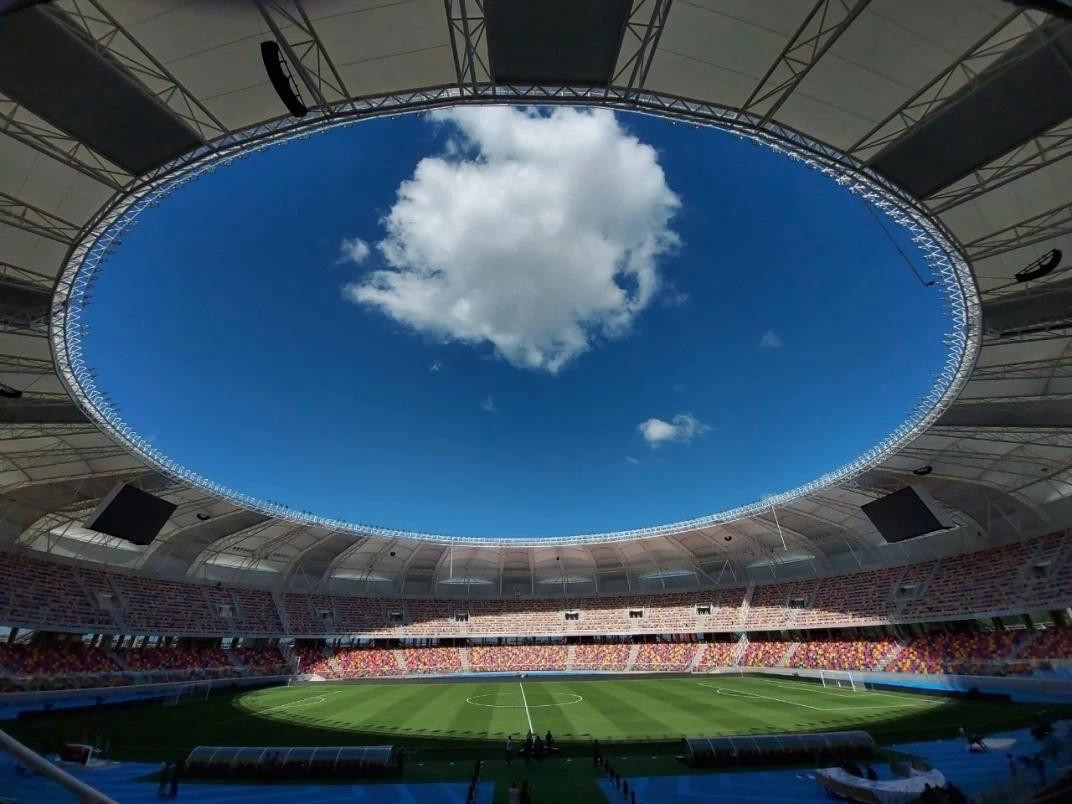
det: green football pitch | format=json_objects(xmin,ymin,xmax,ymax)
[{"xmin": 9, "ymin": 675, "xmax": 1068, "ymax": 762}]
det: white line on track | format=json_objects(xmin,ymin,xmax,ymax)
[{"xmin": 518, "ymin": 681, "xmax": 535, "ymax": 734}]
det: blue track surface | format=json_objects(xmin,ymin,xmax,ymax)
[
  {"xmin": 0, "ymin": 757, "xmax": 493, "ymax": 803},
  {"xmin": 599, "ymin": 725, "xmax": 1066, "ymax": 803}
]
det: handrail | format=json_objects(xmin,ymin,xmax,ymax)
[{"xmin": 0, "ymin": 728, "xmax": 118, "ymax": 804}]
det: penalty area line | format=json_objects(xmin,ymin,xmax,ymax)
[{"xmin": 519, "ymin": 681, "xmax": 535, "ymax": 734}]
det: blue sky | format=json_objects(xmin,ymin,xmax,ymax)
[{"xmin": 84, "ymin": 107, "xmax": 951, "ymax": 538}]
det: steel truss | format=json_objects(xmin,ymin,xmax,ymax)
[
  {"xmin": 613, "ymin": 0, "xmax": 673, "ymax": 97},
  {"xmin": 848, "ymin": 9, "xmax": 1050, "ymax": 158},
  {"xmin": 255, "ymin": 0, "xmax": 349, "ymax": 111},
  {"xmin": 49, "ymin": 82, "xmax": 980, "ymax": 548},
  {"xmin": 965, "ymin": 200, "xmax": 1072, "ymax": 261},
  {"xmin": 52, "ymin": 0, "xmax": 225, "ymax": 143},
  {"xmin": 0, "ymin": 423, "xmax": 101, "ymax": 442},
  {"xmin": 742, "ymin": 0, "xmax": 870, "ymax": 123},
  {"xmin": 929, "ymin": 426, "xmax": 1072, "ymax": 450},
  {"xmin": 0, "ymin": 191, "xmax": 81, "ymax": 244},
  {"xmin": 0, "ymin": 354, "xmax": 56, "ymax": 376},
  {"xmin": 0, "ymin": 93, "xmax": 129, "ymax": 190},
  {"xmin": 445, "ymin": 0, "xmax": 489, "ymax": 91},
  {"xmin": 969, "ymin": 355, "xmax": 1072, "ymax": 381},
  {"xmin": 0, "ymin": 443, "xmax": 130, "ymax": 473},
  {"xmin": 929, "ymin": 118, "xmax": 1072, "ymax": 213}
]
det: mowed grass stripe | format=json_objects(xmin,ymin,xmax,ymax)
[{"xmin": 636, "ymin": 678, "xmax": 783, "ymax": 736}]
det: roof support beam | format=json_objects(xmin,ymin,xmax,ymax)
[
  {"xmin": 255, "ymin": 0, "xmax": 349, "ymax": 111},
  {"xmin": 970, "ymin": 354, "xmax": 1072, "ymax": 381},
  {"xmin": 0, "ymin": 354, "xmax": 55, "ymax": 376},
  {"xmin": 938, "ymin": 397, "xmax": 1072, "ymax": 428},
  {"xmin": 848, "ymin": 9, "xmax": 1040, "ymax": 158},
  {"xmin": 964, "ymin": 200, "xmax": 1072, "ymax": 261},
  {"xmin": 53, "ymin": 0, "xmax": 225, "ymax": 142},
  {"xmin": 928, "ymin": 117, "xmax": 1072, "ymax": 213},
  {"xmin": 0, "ymin": 93, "xmax": 128, "ymax": 190},
  {"xmin": 613, "ymin": 0, "xmax": 673, "ymax": 97},
  {"xmin": 742, "ymin": 0, "xmax": 871, "ymax": 124},
  {"xmin": 444, "ymin": 0, "xmax": 490, "ymax": 92},
  {"xmin": 0, "ymin": 191, "xmax": 81, "ymax": 244}
]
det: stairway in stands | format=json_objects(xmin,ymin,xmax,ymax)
[
  {"xmin": 738, "ymin": 582, "xmax": 755, "ymax": 628},
  {"xmin": 459, "ymin": 646, "xmax": 471, "ymax": 672},
  {"xmin": 686, "ymin": 643, "xmax": 707, "ymax": 671},
  {"xmin": 625, "ymin": 644, "xmax": 640, "ymax": 671},
  {"xmin": 392, "ymin": 649, "xmax": 407, "ymax": 674},
  {"xmin": 779, "ymin": 642, "xmax": 801, "ymax": 667},
  {"xmin": 877, "ymin": 640, "xmax": 907, "ymax": 671},
  {"xmin": 565, "ymin": 644, "xmax": 576, "ymax": 671}
]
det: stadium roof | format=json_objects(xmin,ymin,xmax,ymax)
[{"xmin": 1, "ymin": 0, "xmax": 1071, "ymax": 597}]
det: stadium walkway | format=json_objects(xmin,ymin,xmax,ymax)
[
  {"xmin": 0, "ymin": 757, "xmax": 494, "ymax": 803},
  {"xmin": 599, "ymin": 725, "xmax": 1066, "ymax": 803}
]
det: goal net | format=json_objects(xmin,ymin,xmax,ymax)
[
  {"xmin": 817, "ymin": 669, "xmax": 867, "ymax": 692},
  {"xmin": 164, "ymin": 681, "xmax": 211, "ymax": 706}
]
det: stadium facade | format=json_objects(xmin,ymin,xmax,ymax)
[{"xmin": 1, "ymin": 0, "xmax": 1071, "ymax": 609}]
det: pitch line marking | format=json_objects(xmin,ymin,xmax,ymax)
[
  {"xmin": 257, "ymin": 690, "xmax": 343, "ymax": 714},
  {"xmin": 518, "ymin": 682, "xmax": 535, "ymax": 734},
  {"xmin": 760, "ymin": 679, "xmax": 939, "ymax": 704},
  {"xmin": 465, "ymin": 692, "xmax": 583, "ymax": 712},
  {"xmin": 698, "ymin": 683, "xmax": 926, "ymax": 712}
]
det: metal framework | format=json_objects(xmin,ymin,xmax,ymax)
[
  {"xmin": 741, "ymin": 0, "xmax": 870, "ymax": 123},
  {"xmin": 48, "ymin": 82, "xmax": 981, "ymax": 549},
  {"xmin": 965, "ymin": 200, "xmax": 1072, "ymax": 261},
  {"xmin": 0, "ymin": 93, "xmax": 129, "ymax": 190},
  {"xmin": 0, "ymin": 191, "xmax": 81, "ymax": 244},
  {"xmin": 255, "ymin": 0, "xmax": 349, "ymax": 111},
  {"xmin": 928, "ymin": 117, "xmax": 1072, "ymax": 213},
  {"xmin": 848, "ymin": 9, "xmax": 1048, "ymax": 158},
  {"xmin": 613, "ymin": 0, "xmax": 673, "ymax": 97},
  {"xmin": 445, "ymin": 0, "xmax": 489, "ymax": 91},
  {"xmin": 52, "ymin": 0, "xmax": 225, "ymax": 143}
]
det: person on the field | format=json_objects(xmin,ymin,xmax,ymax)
[
  {"xmin": 545, "ymin": 730, "xmax": 554, "ymax": 750},
  {"xmin": 508, "ymin": 781, "xmax": 520, "ymax": 804},
  {"xmin": 534, "ymin": 734, "xmax": 544, "ymax": 760},
  {"xmin": 520, "ymin": 780, "xmax": 531, "ymax": 804},
  {"xmin": 157, "ymin": 761, "xmax": 172, "ymax": 797},
  {"xmin": 506, "ymin": 735, "xmax": 513, "ymax": 765}
]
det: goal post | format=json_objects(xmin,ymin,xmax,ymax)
[
  {"xmin": 818, "ymin": 669, "xmax": 865, "ymax": 692},
  {"xmin": 165, "ymin": 680, "xmax": 212, "ymax": 706}
]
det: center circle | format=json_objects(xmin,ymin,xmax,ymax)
[{"xmin": 466, "ymin": 692, "xmax": 583, "ymax": 709}]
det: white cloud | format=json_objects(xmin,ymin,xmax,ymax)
[
  {"xmin": 759, "ymin": 330, "xmax": 783, "ymax": 348},
  {"xmin": 637, "ymin": 413, "xmax": 710, "ymax": 448},
  {"xmin": 343, "ymin": 107, "xmax": 680, "ymax": 373},
  {"xmin": 625, "ymin": 456, "xmax": 640, "ymax": 465},
  {"xmin": 339, "ymin": 237, "xmax": 371, "ymax": 265},
  {"xmin": 481, "ymin": 394, "xmax": 495, "ymax": 412},
  {"xmin": 429, "ymin": 360, "xmax": 442, "ymax": 373}
]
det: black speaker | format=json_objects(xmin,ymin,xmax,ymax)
[
  {"xmin": 261, "ymin": 40, "xmax": 307, "ymax": 118},
  {"xmin": 861, "ymin": 485, "xmax": 954, "ymax": 543},
  {"xmin": 84, "ymin": 482, "xmax": 177, "ymax": 545}
]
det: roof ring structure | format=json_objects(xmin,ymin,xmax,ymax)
[{"xmin": 50, "ymin": 87, "xmax": 982, "ymax": 548}]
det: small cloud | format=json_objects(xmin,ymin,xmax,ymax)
[
  {"xmin": 661, "ymin": 288, "xmax": 689, "ymax": 307},
  {"xmin": 481, "ymin": 394, "xmax": 495, "ymax": 412},
  {"xmin": 625, "ymin": 456, "xmax": 640, "ymax": 465},
  {"xmin": 339, "ymin": 237, "xmax": 371, "ymax": 265},
  {"xmin": 759, "ymin": 330, "xmax": 782, "ymax": 348},
  {"xmin": 637, "ymin": 413, "xmax": 710, "ymax": 448},
  {"xmin": 429, "ymin": 360, "xmax": 442, "ymax": 373}
]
